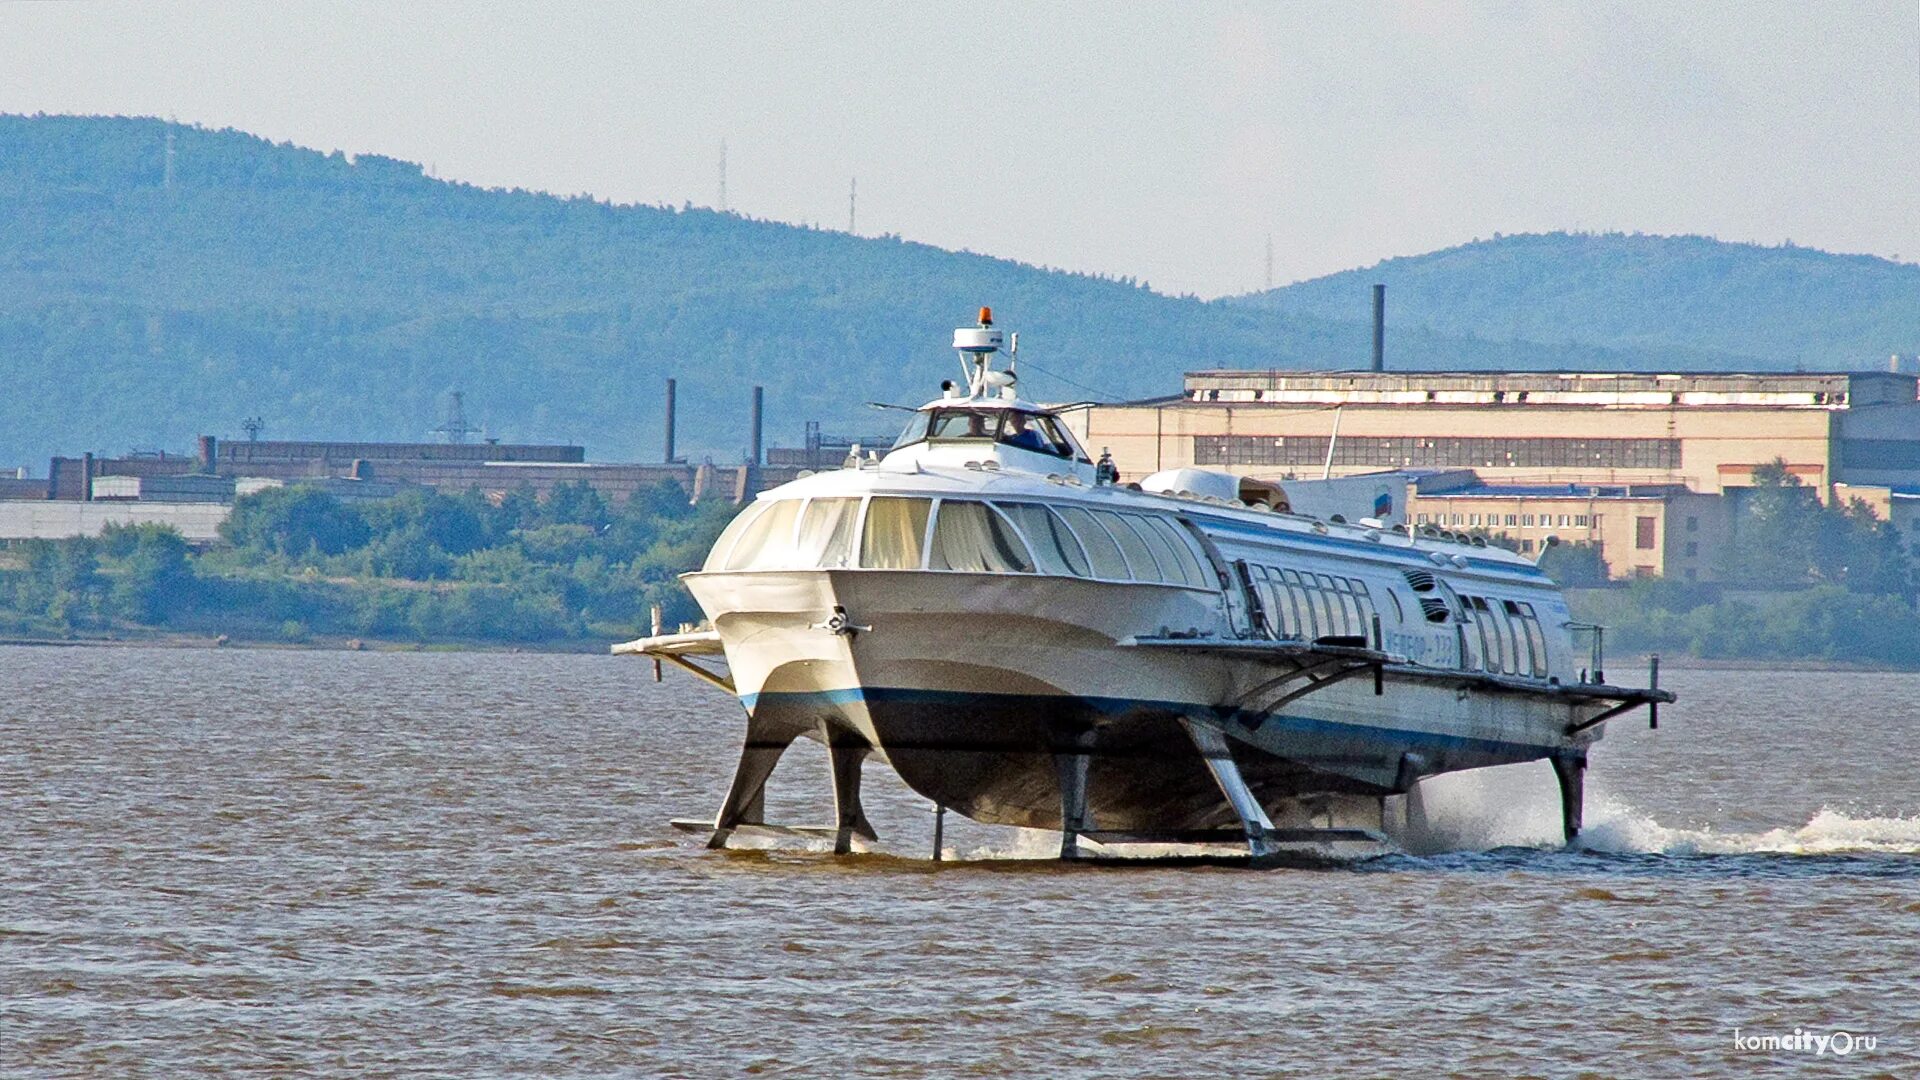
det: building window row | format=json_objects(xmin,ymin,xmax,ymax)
[
  {"xmin": 1194, "ymin": 435, "xmax": 1682, "ymax": 470},
  {"xmin": 1414, "ymin": 512, "xmax": 1596, "ymax": 529}
]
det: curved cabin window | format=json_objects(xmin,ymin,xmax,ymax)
[
  {"xmin": 997, "ymin": 503, "xmax": 1091, "ymax": 577},
  {"xmin": 1511, "ymin": 599, "xmax": 1548, "ymax": 677},
  {"xmin": 930, "ymin": 500, "xmax": 1035, "ymax": 573},
  {"xmin": 1055, "ymin": 506, "xmax": 1131, "ymax": 579},
  {"xmin": 703, "ymin": 498, "xmax": 772, "ymax": 571},
  {"xmin": 1091, "ymin": 509, "xmax": 1159, "ymax": 581},
  {"xmin": 1118, "ymin": 515, "xmax": 1182, "ymax": 584},
  {"xmin": 1351, "ymin": 580, "xmax": 1379, "ymax": 640},
  {"xmin": 795, "ymin": 497, "xmax": 860, "ymax": 569},
  {"xmin": 1141, "ymin": 517, "xmax": 1211, "ymax": 588},
  {"xmin": 1280, "ymin": 569, "xmax": 1314, "ymax": 638},
  {"xmin": 859, "ymin": 497, "xmax": 931, "ymax": 569},
  {"xmin": 1253, "ymin": 566, "xmax": 1293, "ymax": 638},
  {"xmin": 1482, "ymin": 591, "xmax": 1512, "ymax": 668},
  {"xmin": 721, "ymin": 499, "xmax": 802, "ymax": 571},
  {"xmin": 1311, "ymin": 573, "xmax": 1343, "ymax": 637}
]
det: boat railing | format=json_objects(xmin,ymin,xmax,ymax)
[{"xmin": 1567, "ymin": 622, "xmax": 1606, "ymax": 683}]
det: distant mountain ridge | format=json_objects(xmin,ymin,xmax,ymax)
[
  {"xmin": 2, "ymin": 115, "xmax": 1912, "ymax": 471},
  {"xmin": 1236, "ymin": 232, "xmax": 1920, "ymax": 371}
]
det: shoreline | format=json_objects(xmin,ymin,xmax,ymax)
[
  {"xmin": 0, "ymin": 632, "xmax": 611, "ymax": 654},
  {"xmin": 4, "ymin": 633, "xmax": 1917, "ymax": 672}
]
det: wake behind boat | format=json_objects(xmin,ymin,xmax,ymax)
[{"xmin": 617, "ymin": 309, "xmax": 1673, "ymax": 860}]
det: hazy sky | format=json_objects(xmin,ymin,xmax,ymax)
[{"xmin": 4, "ymin": 2, "xmax": 1917, "ymax": 298}]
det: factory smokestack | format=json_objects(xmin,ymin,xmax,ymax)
[
  {"xmin": 1371, "ymin": 283, "xmax": 1386, "ymax": 373},
  {"xmin": 749, "ymin": 385, "xmax": 764, "ymax": 466},
  {"xmin": 197, "ymin": 434, "xmax": 217, "ymax": 473},
  {"xmin": 664, "ymin": 378, "xmax": 678, "ymax": 463}
]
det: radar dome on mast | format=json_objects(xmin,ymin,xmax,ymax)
[{"xmin": 952, "ymin": 306, "xmax": 1003, "ymax": 354}]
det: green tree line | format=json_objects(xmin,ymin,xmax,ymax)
[{"xmin": 0, "ymin": 480, "xmax": 735, "ymax": 646}]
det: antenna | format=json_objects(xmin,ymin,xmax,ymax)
[
  {"xmin": 241, "ymin": 416, "xmax": 264, "ymax": 441},
  {"xmin": 718, "ymin": 140, "xmax": 728, "ymax": 212},
  {"xmin": 848, "ymin": 176, "xmax": 857, "ymax": 234},
  {"xmin": 1264, "ymin": 233, "xmax": 1273, "ymax": 291},
  {"xmin": 164, "ymin": 130, "xmax": 177, "ymax": 191},
  {"xmin": 431, "ymin": 391, "xmax": 482, "ymax": 444}
]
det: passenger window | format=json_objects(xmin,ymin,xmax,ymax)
[
  {"xmin": 1260, "ymin": 566, "xmax": 1293, "ymax": 637},
  {"xmin": 1350, "ymin": 580, "xmax": 1377, "ymax": 641},
  {"xmin": 795, "ymin": 497, "xmax": 860, "ymax": 569},
  {"xmin": 930, "ymin": 500, "xmax": 1035, "ymax": 573},
  {"xmin": 1093, "ymin": 509, "xmax": 1159, "ymax": 581},
  {"xmin": 1312, "ymin": 574, "xmax": 1344, "ymax": 636},
  {"xmin": 1487, "ymin": 598, "xmax": 1517, "ymax": 674},
  {"xmin": 1511, "ymin": 600, "xmax": 1547, "ymax": 677},
  {"xmin": 723, "ymin": 499, "xmax": 801, "ymax": 570},
  {"xmin": 1143, "ymin": 517, "xmax": 1212, "ymax": 588},
  {"xmin": 998, "ymin": 503, "xmax": 1091, "ymax": 577},
  {"xmin": 860, "ymin": 497, "xmax": 931, "ymax": 569},
  {"xmin": 1282, "ymin": 570, "xmax": 1315, "ymax": 638},
  {"xmin": 1330, "ymin": 577, "xmax": 1362, "ymax": 634},
  {"xmin": 704, "ymin": 499, "xmax": 772, "ymax": 571},
  {"xmin": 1112, "ymin": 515, "xmax": 1176, "ymax": 583},
  {"xmin": 1466, "ymin": 596, "xmax": 1488, "ymax": 670},
  {"xmin": 1056, "ymin": 506, "xmax": 1130, "ymax": 579},
  {"xmin": 1123, "ymin": 516, "xmax": 1191, "ymax": 587}
]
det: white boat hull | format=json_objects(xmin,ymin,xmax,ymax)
[{"xmin": 686, "ymin": 568, "xmax": 1596, "ymax": 834}]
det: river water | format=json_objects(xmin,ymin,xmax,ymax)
[{"xmin": 3, "ymin": 645, "xmax": 1916, "ymax": 1077}]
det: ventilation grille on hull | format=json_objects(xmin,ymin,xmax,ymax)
[
  {"xmin": 1418, "ymin": 597, "xmax": 1451, "ymax": 623},
  {"xmin": 1402, "ymin": 569, "xmax": 1437, "ymax": 593}
]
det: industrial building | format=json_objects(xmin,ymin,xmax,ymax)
[
  {"xmin": 22, "ymin": 434, "xmax": 798, "ymax": 509},
  {"xmin": 1069, "ymin": 368, "xmax": 1920, "ymax": 581}
]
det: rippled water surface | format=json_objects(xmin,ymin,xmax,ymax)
[{"xmin": 4, "ymin": 645, "xmax": 1918, "ymax": 1076}]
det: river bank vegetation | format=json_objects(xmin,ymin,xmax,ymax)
[{"xmin": 0, "ymin": 481, "xmax": 732, "ymax": 648}]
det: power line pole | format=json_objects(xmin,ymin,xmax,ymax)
[
  {"xmin": 848, "ymin": 176, "xmax": 857, "ymax": 234},
  {"xmin": 1264, "ymin": 233, "xmax": 1273, "ymax": 291},
  {"xmin": 717, "ymin": 140, "xmax": 728, "ymax": 212},
  {"xmin": 164, "ymin": 130, "xmax": 177, "ymax": 191}
]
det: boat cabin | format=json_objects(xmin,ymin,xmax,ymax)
[{"xmin": 876, "ymin": 309, "xmax": 1099, "ymax": 483}]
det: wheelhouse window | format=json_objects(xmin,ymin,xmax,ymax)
[
  {"xmin": 860, "ymin": 497, "xmax": 931, "ymax": 569},
  {"xmin": 927, "ymin": 409, "xmax": 1003, "ymax": 441},
  {"xmin": 890, "ymin": 412, "xmax": 932, "ymax": 450},
  {"xmin": 930, "ymin": 500, "xmax": 1035, "ymax": 573},
  {"xmin": 907, "ymin": 407, "xmax": 1083, "ymax": 460}
]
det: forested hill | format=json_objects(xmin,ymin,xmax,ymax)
[
  {"xmin": 0, "ymin": 114, "xmax": 1329, "ymax": 466},
  {"xmin": 1236, "ymin": 232, "xmax": 1920, "ymax": 370},
  {"xmin": 0, "ymin": 116, "xmax": 1868, "ymax": 470}
]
